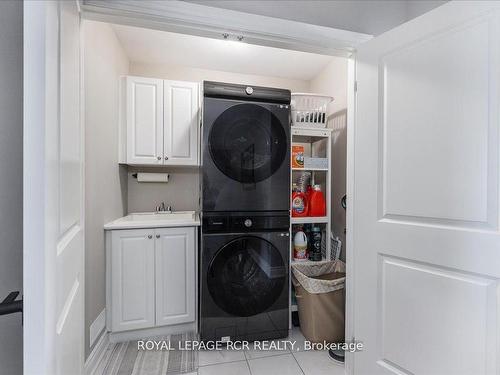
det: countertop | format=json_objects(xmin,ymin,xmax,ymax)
[{"xmin": 104, "ymin": 211, "xmax": 201, "ymax": 230}]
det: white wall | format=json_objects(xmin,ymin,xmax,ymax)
[
  {"xmin": 309, "ymin": 57, "xmax": 348, "ymax": 114},
  {"xmin": 127, "ymin": 62, "xmax": 310, "ymax": 213},
  {"xmin": 127, "ymin": 166, "xmax": 200, "ymax": 213},
  {"xmin": 309, "ymin": 57, "xmax": 348, "ymax": 260},
  {"xmin": 84, "ymin": 20, "xmax": 129, "ymax": 358},
  {"xmin": 0, "ymin": 1, "xmax": 23, "ymax": 373}
]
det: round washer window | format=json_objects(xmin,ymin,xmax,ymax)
[
  {"xmin": 207, "ymin": 236, "xmax": 287, "ymax": 317},
  {"xmin": 209, "ymin": 104, "xmax": 287, "ymax": 183}
]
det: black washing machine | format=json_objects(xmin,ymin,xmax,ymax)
[
  {"xmin": 200, "ymin": 212, "xmax": 290, "ymax": 342},
  {"xmin": 202, "ymin": 81, "xmax": 291, "ymax": 212}
]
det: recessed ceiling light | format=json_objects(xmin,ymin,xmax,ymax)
[{"xmin": 222, "ymin": 33, "xmax": 245, "ymax": 43}]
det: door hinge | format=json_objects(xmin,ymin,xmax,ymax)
[{"xmin": 354, "ymin": 81, "xmax": 358, "ymax": 93}]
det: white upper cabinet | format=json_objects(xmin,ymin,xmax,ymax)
[
  {"xmin": 126, "ymin": 76, "xmax": 164, "ymax": 165},
  {"xmin": 124, "ymin": 76, "xmax": 199, "ymax": 166},
  {"xmin": 164, "ymin": 80, "xmax": 199, "ymax": 166}
]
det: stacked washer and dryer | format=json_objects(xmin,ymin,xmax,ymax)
[{"xmin": 200, "ymin": 81, "xmax": 291, "ymax": 342}]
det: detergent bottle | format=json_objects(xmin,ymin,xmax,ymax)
[
  {"xmin": 291, "ymin": 186, "xmax": 309, "ymax": 217},
  {"xmin": 309, "ymin": 184, "xmax": 326, "ymax": 217},
  {"xmin": 293, "ymin": 229, "xmax": 308, "ymax": 261}
]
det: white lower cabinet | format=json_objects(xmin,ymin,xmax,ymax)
[
  {"xmin": 111, "ymin": 229, "xmax": 156, "ymax": 332},
  {"xmin": 109, "ymin": 227, "xmax": 196, "ymax": 332},
  {"xmin": 155, "ymin": 227, "xmax": 195, "ymax": 326}
]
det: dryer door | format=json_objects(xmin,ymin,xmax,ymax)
[
  {"xmin": 207, "ymin": 236, "xmax": 287, "ymax": 317},
  {"xmin": 208, "ymin": 103, "xmax": 288, "ymax": 183}
]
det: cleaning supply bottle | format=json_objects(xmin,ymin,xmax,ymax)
[
  {"xmin": 309, "ymin": 184, "xmax": 326, "ymax": 217},
  {"xmin": 292, "ymin": 186, "xmax": 309, "ymax": 217},
  {"xmin": 309, "ymin": 226, "xmax": 322, "ymax": 261},
  {"xmin": 293, "ymin": 229, "xmax": 308, "ymax": 261}
]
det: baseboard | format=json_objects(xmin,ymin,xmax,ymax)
[
  {"xmin": 90, "ymin": 309, "xmax": 106, "ymax": 347},
  {"xmin": 109, "ymin": 322, "xmax": 197, "ymax": 343},
  {"xmin": 84, "ymin": 330, "xmax": 109, "ymax": 375}
]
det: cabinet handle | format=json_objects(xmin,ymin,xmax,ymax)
[
  {"xmin": 148, "ymin": 235, "xmax": 153, "ymax": 239},
  {"xmin": 156, "ymin": 234, "xmax": 160, "ymax": 239},
  {"xmin": 164, "ymin": 156, "xmax": 169, "ymax": 160},
  {"xmin": 157, "ymin": 156, "xmax": 161, "ymax": 160}
]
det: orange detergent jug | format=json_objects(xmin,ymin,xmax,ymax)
[
  {"xmin": 292, "ymin": 189, "xmax": 309, "ymax": 217},
  {"xmin": 309, "ymin": 184, "xmax": 326, "ymax": 217}
]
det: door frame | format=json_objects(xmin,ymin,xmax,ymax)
[
  {"xmin": 84, "ymin": 0, "xmax": 362, "ymax": 374},
  {"xmin": 345, "ymin": 57, "xmax": 357, "ymax": 375},
  {"xmin": 23, "ymin": 2, "xmax": 49, "ymax": 372},
  {"xmin": 25, "ymin": 1, "xmax": 365, "ymax": 373},
  {"xmin": 78, "ymin": 0, "xmax": 372, "ymax": 57}
]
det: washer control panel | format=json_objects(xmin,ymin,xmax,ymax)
[{"xmin": 202, "ymin": 213, "xmax": 289, "ymax": 233}]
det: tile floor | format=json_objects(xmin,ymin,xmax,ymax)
[{"xmin": 190, "ymin": 327, "xmax": 345, "ymax": 375}]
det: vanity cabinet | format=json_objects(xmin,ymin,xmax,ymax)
[
  {"xmin": 155, "ymin": 227, "xmax": 195, "ymax": 326},
  {"xmin": 110, "ymin": 229, "xmax": 155, "ymax": 332},
  {"xmin": 125, "ymin": 76, "xmax": 199, "ymax": 166},
  {"xmin": 108, "ymin": 227, "xmax": 196, "ymax": 332}
]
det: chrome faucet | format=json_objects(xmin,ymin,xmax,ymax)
[{"xmin": 155, "ymin": 202, "xmax": 172, "ymax": 213}]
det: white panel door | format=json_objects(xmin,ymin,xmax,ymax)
[
  {"xmin": 163, "ymin": 80, "xmax": 199, "ymax": 166},
  {"xmin": 24, "ymin": 1, "xmax": 84, "ymax": 374},
  {"xmin": 353, "ymin": 2, "xmax": 500, "ymax": 375},
  {"xmin": 127, "ymin": 76, "xmax": 164, "ymax": 165},
  {"xmin": 155, "ymin": 227, "xmax": 196, "ymax": 326},
  {"xmin": 111, "ymin": 229, "xmax": 155, "ymax": 332}
]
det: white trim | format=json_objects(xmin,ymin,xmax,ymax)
[
  {"xmin": 89, "ymin": 309, "xmax": 106, "ymax": 348},
  {"xmin": 79, "ymin": 7, "xmax": 87, "ymax": 369},
  {"xmin": 84, "ymin": 330, "xmax": 109, "ymax": 375},
  {"xmin": 344, "ymin": 57, "xmax": 357, "ymax": 375},
  {"xmin": 109, "ymin": 322, "xmax": 197, "ymax": 344},
  {"xmin": 23, "ymin": 1, "xmax": 48, "ymax": 373},
  {"xmin": 79, "ymin": 0, "xmax": 372, "ymax": 57}
]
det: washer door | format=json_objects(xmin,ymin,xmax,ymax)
[
  {"xmin": 207, "ymin": 236, "xmax": 287, "ymax": 317},
  {"xmin": 208, "ymin": 103, "xmax": 288, "ymax": 183}
]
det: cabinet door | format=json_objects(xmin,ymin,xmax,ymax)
[
  {"xmin": 126, "ymin": 76, "xmax": 164, "ymax": 165},
  {"xmin": 111, "ymin": 229, "xmax": 155, "ymax": 332},
  {"xmin": 163, "ymin": 80, "xmax": 199, "ymax": 166},
  {"xmin": 155, "ymin": 227, "xmax": 196, "ymax": 326}
]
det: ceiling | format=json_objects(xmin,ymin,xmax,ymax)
[
  {"xmin": 184, "ymin": 0, "xmax": 447, "ymax": 36},
  {"xmin": 112, "ymin": 24, "xmax": 336, "ymax": 81}
]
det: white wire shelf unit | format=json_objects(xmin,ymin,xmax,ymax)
[{"xmin": 289, "ymin": 126, "xmax": 333, "ymax": 328}]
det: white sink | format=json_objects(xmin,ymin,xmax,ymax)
[
  {"xmin": 126, "ymin": 211, "xmax": 195, "ymax": 221},
  {"xmin": 104, "ymin": 211, "xmax": 200, "ymax": 230}
]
